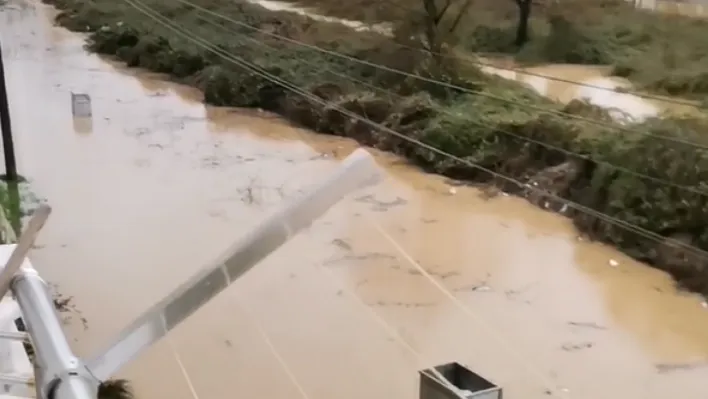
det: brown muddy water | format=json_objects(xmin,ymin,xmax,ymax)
[
  {"xmin": 2, "ymin": 1, "xmax": 708, "ymax": 399},
  {"xmin": 477, "ymin": 61, "xmax": 701, "ymax": 121}
]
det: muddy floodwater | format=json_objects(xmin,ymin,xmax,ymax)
[{"xmin": 2, "ymin": 1, "xmax": 708, "ymax": 399}]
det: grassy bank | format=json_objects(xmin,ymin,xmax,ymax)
[
  {"xmin": 42, "ymin": 0, "xmax": 708, "ymax": 296},
  {"xmin": 284, "ymin": 0, "xmax": 708, "ymax": 101}
]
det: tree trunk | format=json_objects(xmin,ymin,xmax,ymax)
[
  {"xmin": 422, "ymin": 0, "xmax": 444, "ymax": 57},
  {"xmin": 514, "ymin": 0, "xmax": 532, "ymax": 47}
]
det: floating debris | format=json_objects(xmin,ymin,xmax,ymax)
[
  {"xmin": 331, "ymin": 238, "xmax": 352, "ymax": 251},
  {"xmin": 561, "ymin": 342, "xmax": 593, "ymax": 351},
  {"xmin": 656, "ymin": 361, "xmax": 708, "ymax": 373},
  {"xmin": 567, "ymin": 321, "xmax": 607, "ymax": 330},
  {"xmin": 354, "ymin": 194, "xmax": 407, "ymax": 211}
]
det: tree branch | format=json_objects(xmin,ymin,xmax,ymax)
[
  {"xmin": 436, "ymin": 0, "xmax": 452, "ymax": 23},
  {"xmin": 448, "ymin": 0, "xmax": 473, "ymax": 33}
]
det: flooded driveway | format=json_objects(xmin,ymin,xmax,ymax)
[{"xmin": 2, "ymin": 1, "xmax": 708, "ymax": 399}]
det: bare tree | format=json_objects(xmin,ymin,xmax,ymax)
[
  {"xmin": 423, "ymin": 0, "xmax": 474, "ymax": 55},
  {"xmin": 397, "ymin": 0, "xmax": 474, "ymax": 62},
  {"xmin": 513, "ymin": 0, "xmax": 533, "ymax": 46}
]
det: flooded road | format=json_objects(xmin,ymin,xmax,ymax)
[{"xmin": 2, "ymin": 1, "xmax": 708, "ymax": 399}]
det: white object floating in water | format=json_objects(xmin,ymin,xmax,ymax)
[
  {"xmin": 609, "ymin": 259, "xmax": 619, "ymax": 267},
  {"xmin": 71, "ymin": 92, "xmax": 92, "ymax": 118},
  {"xmin": 701, "ymin": 301, "xmax": 707, "ymax": 309},
  {"xmin": 449, "ymin": 187, "xmax": 457, "ymax": 195}
]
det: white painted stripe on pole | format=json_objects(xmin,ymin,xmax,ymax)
[{"xmin": 86, "ymin": 149, "xmax": 381, "ymax": 380}]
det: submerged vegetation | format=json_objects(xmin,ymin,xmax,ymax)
[{"xmin": 40, "ymin": 0, "xmax": 708, "ymax": 296}]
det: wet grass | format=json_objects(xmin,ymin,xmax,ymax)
[
  {"xmin": 0, "ymin": 181, "xmax": 31, "ymax": 241},
  {"xmin": 38, "ymin": 0, "xmax": 708, "ymax": 299}
]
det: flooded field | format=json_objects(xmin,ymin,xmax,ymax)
[
  {"xmin": 1, "ymin": 1, "xmax": 708, "ymax": 399},
  {"xmin": 477, "ymin": 61, "xmax": 702, "ymax": 122},
  {"xmin": 250, "ymin": 0, "xmax": 702, "ymax": 123}
]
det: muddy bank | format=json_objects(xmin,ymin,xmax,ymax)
[{"xmin": 39, "ymin": 0, "xmax": 708, "ymax": 297}]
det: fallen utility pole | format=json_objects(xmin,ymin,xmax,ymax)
[
  {"xmin": 0, "ymin": 38, "xmax": 18, "ymax": 182},
  {"xmin": 0, "ymin": 148, "xmax": 381, "ymax": 399}
]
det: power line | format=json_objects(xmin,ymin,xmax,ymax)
[
  {"xmin": 117, "ymin": 1, "xmax": 708, "ymax": 394},
  {"xmin": 72, "ymin": 2, "xmax": 708, "ymax": 396},
  {"xmin": 193, "ymin": 12, "xmax": 708, "ymax": 199},
  {"xmin": 121, "ymin": 0, "xmax": 708, "ymax": 263},
  {"xmin": 366, "ymin": 216, "xmax": 575, "ymax": 398},
  {"xmin": 380, "ymin": 41, "xmax": 703, "ymax": 110},
  {"xmin": 170, "ymin": 0, "xmax": 708, "ymax": 151},
  {"xmin": 236, "ymin": 301, "xmax": 314, "ymax": 399},
  {"xmin": 315, "ymin": 213, "xmax": 575, "ymax": 399}
]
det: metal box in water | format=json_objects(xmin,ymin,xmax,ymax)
[
  {"xmin": 419, "ymin": 362, "xmax": 502, "ymax": 399},
  {"xmin": 70, "ymin": 93, "xmax": 92, "ymax": 118}
]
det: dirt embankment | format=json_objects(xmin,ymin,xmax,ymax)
[{"xmin": 40, "ymin": 0, "xmax": 708, "ymax": 297}]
